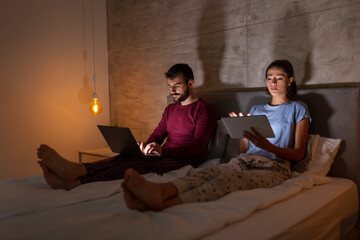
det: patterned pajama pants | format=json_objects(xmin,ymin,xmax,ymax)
[{"xmin": 172, "ymin": 157, "xmax": 291, "ymax": 203}]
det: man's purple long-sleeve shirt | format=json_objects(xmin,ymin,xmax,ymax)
[{"xmin": 146, "ymin": 99, "xmax": 217, "ymax": 163}]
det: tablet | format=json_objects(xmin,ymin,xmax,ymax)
[{"xmin": 221, "ymin": 115, "xmax": 275, "ymax": 139}]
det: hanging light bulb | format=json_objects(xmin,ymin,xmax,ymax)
[
  {"xmin": 89, "ymin": 95, "xmax": 103, "ymax": 115},
  {"xmin": 89, "ymin": 70, "xmax": 102, "ymax": 115},
  {"xmin": 89, "ymin": 0, "xmax": 102, "ymax": 116}
]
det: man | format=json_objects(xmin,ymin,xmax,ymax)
[{"xmin": 37, "ymin": 63, "xmax": 218, "ymax": 190}]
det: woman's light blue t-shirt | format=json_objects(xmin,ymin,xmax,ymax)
[{"xmin": 245, "ymin": 101, "xmax": 311, "ymax": 160}]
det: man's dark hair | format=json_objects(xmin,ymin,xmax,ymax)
[
  {"xmin": 265, "ymin": 59, "xmax": 297, "ymax": 99},
  {"xmin": 165, "ymin": 63, "xmax": 194, "ymax": 83}
]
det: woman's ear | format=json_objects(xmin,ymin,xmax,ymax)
[{"xmin": 288, "ymin": 77, "xmax": 294, "ymax": 86}]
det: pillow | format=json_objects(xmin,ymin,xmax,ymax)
[
  {"xmin": 292, "ymin": 134, "xmax": 342, "ymax": 176},
  {"xmin": 207, "ymin": 120, "xmax": 229, "ymax": 160},
  {"xmin": 221, "ymin": 137, "xmax": 240, "ymax": 163},
  {"xmin": 307, "ymin": 135, "xmax": 342, "ymax": 176},
  {"xmin": 207, "ymin": 120, "xmax": 241, "ymax": 163},
  {"xmin": 291, "ymin": 134, "xmax": 319, "ymax": 173}
]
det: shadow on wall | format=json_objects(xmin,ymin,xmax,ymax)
[
  {"xmin": 294, "ymin": 92, "xmax": 332, "ymax": 137},
  {"xmin": 77, "ymin": 0, "xmax": 94, "ymax": 105},
  {"xmin": 195, "ymin": 1, "xmax": 314, "ymax": 93},
  {"xmin": 195, "ymin": 0, "xmax": 225, "ymax": 91},
  {"xmin": 272, "ymin": 4, "xmax": 312, "ymax": 86}
]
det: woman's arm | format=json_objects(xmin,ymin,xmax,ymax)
[
  {"xmin": 244, "ymin": 118, "xmax": 309, "ymax": 162},
  {"xmin": 239, "ymin": 138, "xmax": 249, "ymax": 153}
]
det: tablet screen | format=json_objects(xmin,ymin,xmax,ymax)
[{"xmin": 221, "ymin": 115, "xmax": 275, "ymax": 139}]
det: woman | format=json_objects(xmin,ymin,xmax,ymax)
[{"xmin": 121, "ymin": 59, "xmax": 311, "ymax": 211}]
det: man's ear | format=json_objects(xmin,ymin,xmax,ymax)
[{"xmin": 188, "ymin": 79, "xmax": 194, "ymax": 88}]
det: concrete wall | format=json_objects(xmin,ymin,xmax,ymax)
[
  {"xmin": 107, "ymin": 0, "xmax": 360, "ymax": 141},
  {"xmin": 0, "ymin": 0, "xmax": 109, "ymax": 179}
]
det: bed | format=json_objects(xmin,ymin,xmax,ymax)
[{"xmin": 0, "ymin": 86, "xmax": 359, "ymax": 240}]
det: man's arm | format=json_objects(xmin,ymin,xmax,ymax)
[{"xmin": 145, "ymin": 106, "xmax": 170, "ymax": 146}]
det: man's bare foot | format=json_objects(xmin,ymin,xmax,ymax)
[
  {"xmin": 124, "ymin": 168, "xmax": 165, "ymax": 211},
  {"xmin": 38, "ymin": 161, "xmax": 66, "ymax": 189},
  {"xmin": 38, "ymin": 161, "xmax": 80, "ymax": 190},
  {"xmin": 121, "ymin": 181, "xmax": 148, "ymax": 211},
  {"xmin": 37, "ymin": 144, "xmax": 86, "ymax": 183}
]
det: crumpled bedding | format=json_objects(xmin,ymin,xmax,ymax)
[{"xmin": 0, "ymin": 165, "xmax": 330, "ymax": 240}]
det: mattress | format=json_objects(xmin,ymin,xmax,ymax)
[
  {"xmin": 0, "ymin": 168, "xmax": 357, "ymax": 240},
  {"xmin": 203, "ymin": 177, "xmax": 358, "ymax": 240}
]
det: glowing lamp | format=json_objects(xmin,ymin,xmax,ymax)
[
  {"xmin": 89, "ymin": 96, "xmax": 102, "ymax": 116},
  {"xmin": 88, "ymin": 0, "xmax": 102, "ymax": 116}
]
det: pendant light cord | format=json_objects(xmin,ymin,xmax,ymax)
[{"xmin": 92, "ymin": 0, "xmax": 97, "ymax": 98}]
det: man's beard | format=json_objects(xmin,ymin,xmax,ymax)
[{"xmin": 172, "ymin": 87, "xmax": 190, "ymax": 103}]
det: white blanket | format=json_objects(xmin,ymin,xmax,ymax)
[
  {"xmin": 0, "ymin": 165, "xmax": 193, "ymax": 220},
  {"xmin": 0, "ymin": 166, "xmax": 330, "ymax": 240}
]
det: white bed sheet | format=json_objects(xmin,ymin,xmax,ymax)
[
  {"xmin": 202, "ymin": 177, "xmax": 358, "ymax": 240},
  {"xmin": 0, "ymin": 166, "xmax": 357, "ymax": 240}
]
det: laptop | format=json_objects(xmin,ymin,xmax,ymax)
[
  {"xmin": 221, "ymin": 115, "xmax": 275, "ymax": 139},
  {"xmin": 97, "ymin": 125, "xmax": 160, "ymax": 158}
]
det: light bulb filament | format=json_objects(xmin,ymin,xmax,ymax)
[{"xmin": 89, "ymin": 98, "xmax": 103, "ymax": 116}]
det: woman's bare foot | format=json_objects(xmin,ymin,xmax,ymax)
[
  {"xmin": 38, "ymin": 161, "xmax": 80, "ymax": 190},
  {"xmin": 37, "ymin": 144, "xmax": 86, "ymax": 183},
  {"xmin": 124, "ymin": 168, "xmax": 167, "ymax": 211},
  {"xmin": 121, "ymin": 181, "xmax": 148, "ymax": 211}
]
